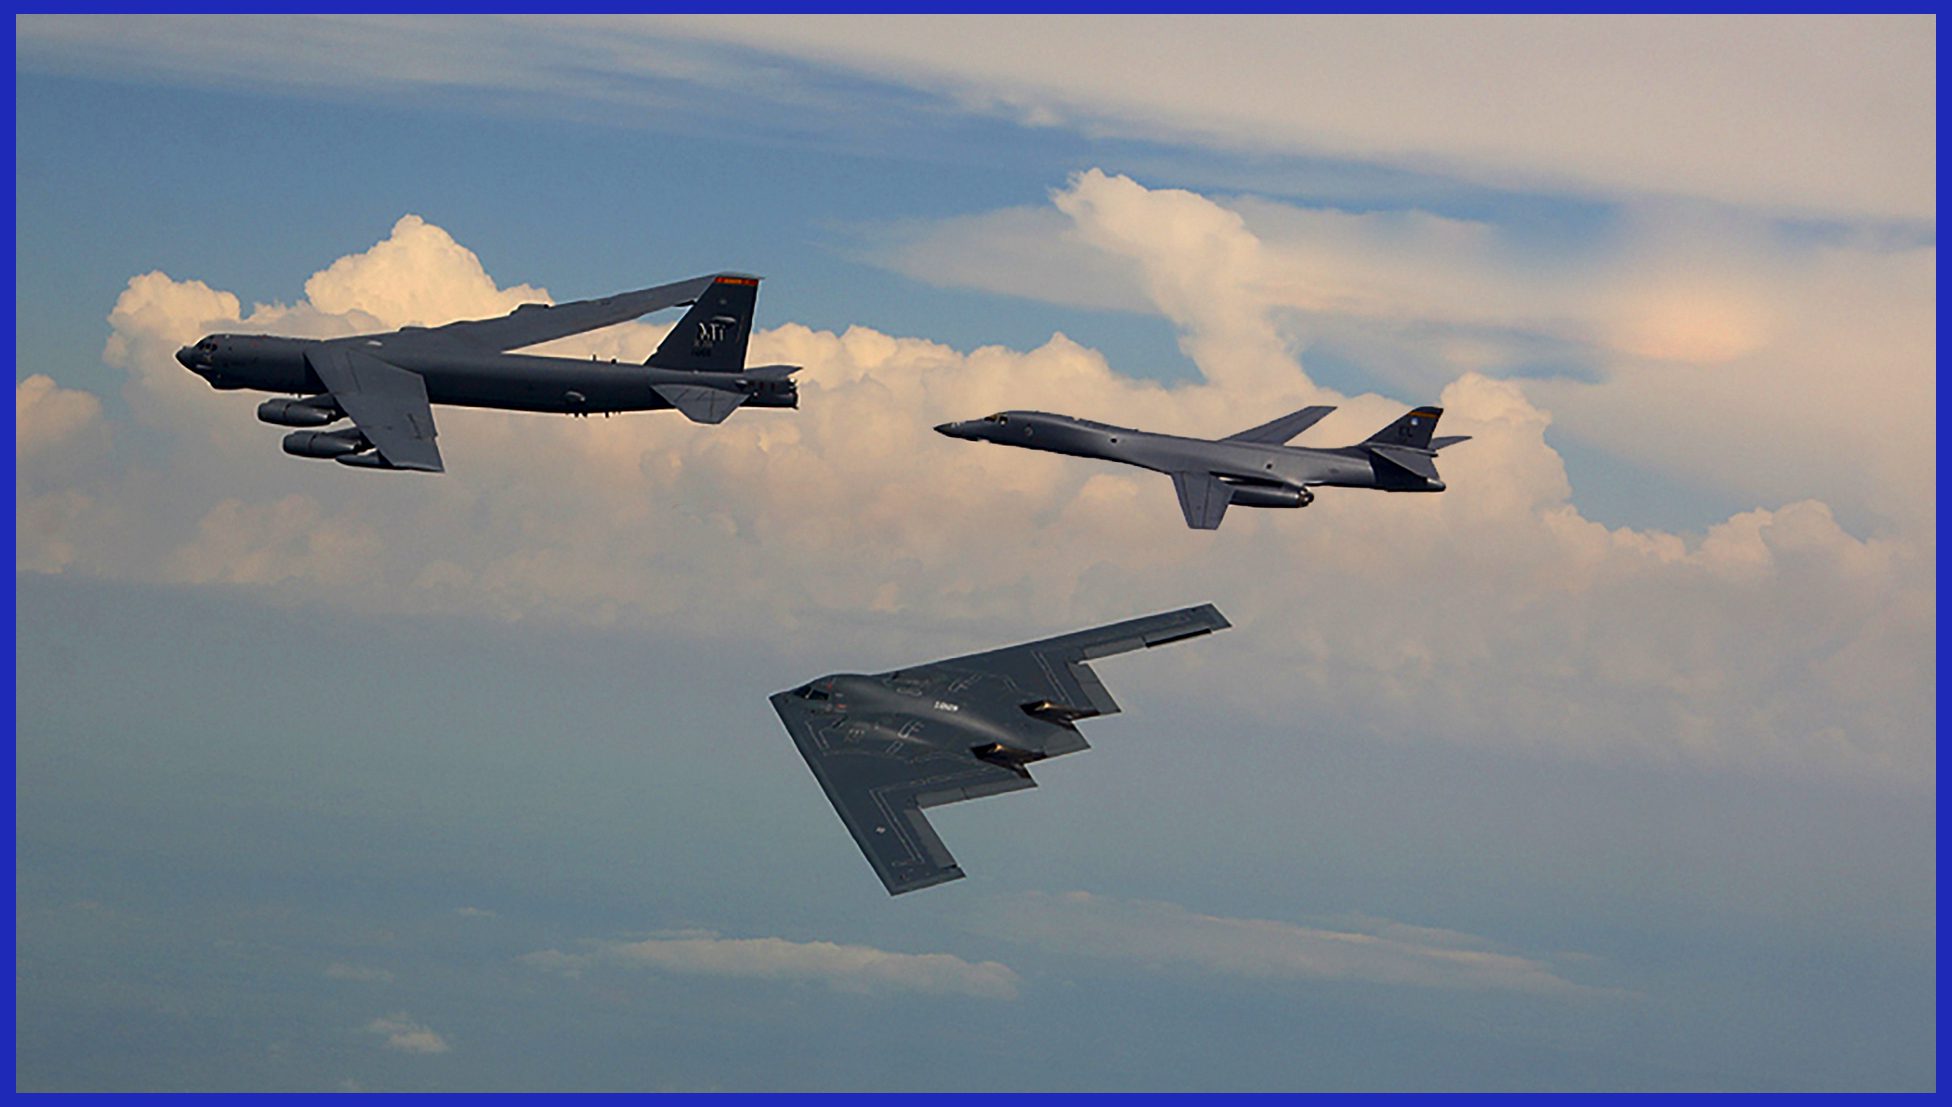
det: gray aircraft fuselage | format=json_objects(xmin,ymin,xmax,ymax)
[
  {"xmin": 795, "ymin": 673, "xmax": 1074, "ymax": 755},
  {"xmin": 177, "ymin": 332, "xmax": 798, "ymax": 417},
  {"xmin": 936, "ymin": 411, "xmax": 1444, "ymax": 497}
]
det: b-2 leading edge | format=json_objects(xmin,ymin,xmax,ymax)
[{"xmin": 177, "ymin": 274, "xmax": 799, "ymax": 473}]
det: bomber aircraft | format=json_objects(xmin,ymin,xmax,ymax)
[
  {"xmin": 176, "ymin": 273, "xmax": 798, "ymax": 472},
  {"xmin": 772, "ymin": 604, "xmax": 1229, "ymax": 895},
  {"xmin": 936, "ymin": 404, "xmax": 1468, "ymax": 529}
]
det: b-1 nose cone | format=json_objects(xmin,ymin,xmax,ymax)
[{"xmin": 934, "ymin": 422, "xmax": 960, "ymax": 437}]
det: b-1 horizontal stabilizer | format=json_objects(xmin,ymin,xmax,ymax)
[{"xmin": 1367, "ymin": 444, "xmax": 1440, "ymax": 481}]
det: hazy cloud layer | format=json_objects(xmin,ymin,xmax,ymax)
[
  {"xmin": 524, "ymin": 931, "xmax": 1021, "ymax": 1000},
  {"xmin": 17, "ymin": 15, "xmax": 1932, "ymax": 221},
  {"xmin": 974, "ymin": 891, "xmax": 1596, "ymax": 996},
  {"xmin": 652, "ymin": 15, "xmax": 1932, "ymax": 221}
]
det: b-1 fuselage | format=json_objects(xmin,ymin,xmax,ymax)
[
  {"xmin": 175, "ymin": 332, "xmax": 798, "ymax": 416},
  {"xmin": 935, "ymin": 411, "xmax": 1443, "ymax": 494}
]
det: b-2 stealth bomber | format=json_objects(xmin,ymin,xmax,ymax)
[
  {"xmin": 936, "ymin": 405, "xmax": 1469, "ymax": 529},
  {"xmin": 772, "ymin": 604, "xmax": 1229, "ymax": 895},
  {"xmin": 176, "ymin": 273, "xmax": 799, "ymax": 472}
]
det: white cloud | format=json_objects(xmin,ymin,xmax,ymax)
[
  {"xmin": 881, "ymin": 172, "xmax": 1936, "ymax": 539},
  {"xmin": 525, "ymin": 932, "xmax": 1021, "ymax": 1000},
  {"xmin": 973, "ymin": 891, "xmax": 1599, "ymax": 996},
  {"xmin": 18, "ymin": 202, "xmax": 1933, "ymax": 786},
  {"xmin": 325, "ymin": 963, "xmax": 396, "ymax": 985},
  {"xmin": 302, "ymin": 214, "xmax": 547, "ymax": 328},
  {"xmin": 364, "ymin": 1012, "xmax": 449, "ymax": 1054},
  {"xmin": 17, "ymin": 16, "xmax": 1931, "ymax": 220},
  {"xmin": 16, "ymin": 375, "xmax": 105, "ymax": 460},
  {"xmin": 16, "ymin": 376, "xmax": 115, "ymax": 575}
]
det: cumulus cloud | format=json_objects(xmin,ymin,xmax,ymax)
[
  {"xmin": 881, "ymin": 172, "xmax": 1936, "ymax": 536},
  {"xmin": 524, "ymin": 931, "xmax": 1020, "ymax": 1000},
  {"xmin": 364, "ymin": 1013, "xmax": 449, "ymax": 1054},
  {"xmin": 18, "ymin": 199, "xmax": 1934, "ymax": 785},
  {"xmin": 16, "ymin": 376, "xmax": 116, "ymax": 575},
  {"xmin": 974, "ymin": 891, "xmax": 1598, "ymax": 996},
  {"xmin": 16, "ymin": 375, "xmax": 106, "ymax": 459}
]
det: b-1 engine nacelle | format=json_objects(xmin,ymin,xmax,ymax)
[
  {"xmin": 258, "ymin": 396, "xmax": 344, "ymax": 427},
  {"xmin": 281, "ymin": 428, "xmax": 367, "ymax": 460},
  {"xmin": 1224, "ymin": 484, "xmax": 1313, "ymax": 509}
]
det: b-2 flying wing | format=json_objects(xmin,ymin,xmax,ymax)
[{"xmin": 772, "ymin": 604, "xmax": 1231, "ymax": 895}]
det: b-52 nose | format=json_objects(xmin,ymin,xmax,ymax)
[{"xmin": 174, "ymin": 345, "xmax": 198, "ymax": 370}]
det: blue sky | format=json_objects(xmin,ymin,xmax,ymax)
[{"xmin": 13, "ymin": 16, "xmax": 1936, "ymax": 1091}]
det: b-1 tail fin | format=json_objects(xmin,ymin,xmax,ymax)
[
  {"xmin": 645, "ymin": 274, "xmax": 760, "ymax": 373},
  {"xmin": 1361, "ymin": 406, "xmax": 1444, "ymax": 451}
]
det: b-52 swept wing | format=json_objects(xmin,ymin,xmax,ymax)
[
  {"xmin": 771, "ymin": 604, "xmax": 1230, "ymax": 895},
  {"xmin": 176, "ymin": 273, "xmax": 800, "ymax": 472}
]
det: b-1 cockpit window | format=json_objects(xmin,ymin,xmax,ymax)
[{"xmin": 985, "ymin": 413, "xmax": 1008, "ymax": 425}]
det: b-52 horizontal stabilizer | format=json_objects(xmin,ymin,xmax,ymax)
[{"xmin": 653, "ymin": 383, "xmax": 748, "ymax": 424}]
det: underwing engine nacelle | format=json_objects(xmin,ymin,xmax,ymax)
[
  {"xmin": 1223, "ymin": 483, "xmax": 1313, "ymax": 509},
  {"xmin": 258, "ymin": 396, "xmax": 344, "ymax": 427},
  {"xmin": 281, "ymin": 428, "xmax": 368, "ymax": 460}
]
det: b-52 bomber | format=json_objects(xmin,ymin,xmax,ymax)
[
  {"xmin": 772, "ymin": 604, "xmax": 1229, "ymax": 895},
  {"xmin": 176, "ymin": 274, "xmax": 799, "ymax": 472},
  {"xmin": 936, "ymin": 404, "xmax": 1468, "ymax": 529}
]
